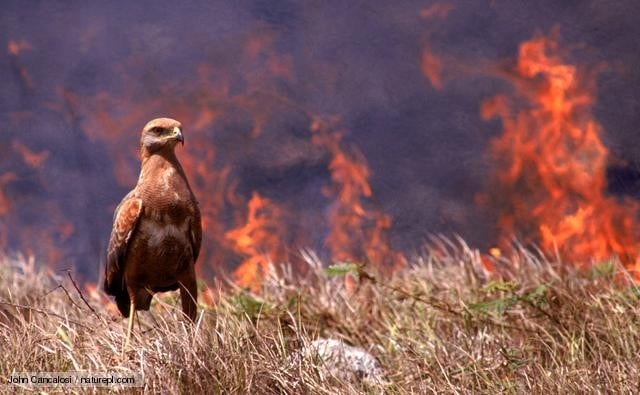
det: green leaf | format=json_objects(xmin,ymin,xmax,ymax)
[
  {"xmin": 468, "ymin": 295, "xmax": 517, "ymax": 316},
  {"xmin": 232, "ymin": 291, "xmax": 268, "ymax": 318},
  {"xmin": 57, "ymin": 327, "xmax": 71, "ymax": 347},
  {"xmin": 524, "ymin": 284, "xmax": 548, "ymax": 303},
  {"xmin": 325, "ymin": 262, "xmax": 360, "ymax": 278},
  {"xmin": 589, "ymin": 260, "xmax": 615, "ymax": 279},
  {"xmin": 480, "ymin": 280, "xmax": 518, "ymax": 294}
]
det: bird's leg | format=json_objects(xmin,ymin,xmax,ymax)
[
  {"xmin": 123, "ymin": 301, "xmax": 135, "ymax": 353},
  {"xmin": 178, "ymin": 268, "xmax": 198, "ymax": 322},
  {"xmin": 135, "ymin": 310, "xmax": 141, "ymax": 331}
]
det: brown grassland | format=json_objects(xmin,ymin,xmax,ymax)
[{"xmin": 1, "ymin": 239, "xmax": 640, "ymax": 393}]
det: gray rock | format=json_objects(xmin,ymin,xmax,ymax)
[{"xmin": 288, "ymin": 338, "xmax": 387, "ymax": 387}]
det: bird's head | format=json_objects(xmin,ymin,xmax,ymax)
[{"xmin": 140, "ymin": 118, "xmax": 184, "ymax": 156}]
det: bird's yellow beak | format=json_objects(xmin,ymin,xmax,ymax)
[{"xmin": 173, "ymin": 127, "xmax": 184, "ymax": 145}]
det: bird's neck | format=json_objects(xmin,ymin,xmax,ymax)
[
  {"xmin": 141, "ymin": 147, "xmax": 178, "ymax": 165},
  {"xmin": 140, "ymin": 149, "xmax": 186, "ymax": 178}
]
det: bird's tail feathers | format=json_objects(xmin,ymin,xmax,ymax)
[{"xmin": 115, "ymin": 290, "xmax": 131, "ymax": 317}]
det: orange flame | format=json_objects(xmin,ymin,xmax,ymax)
[
  {"xmin": 311, "ymin": 118, "xmax": 405, "ymax": 269},
  {"xmin": 3, "ymin": 26, "xmax": 407, "ymax": 289},
  {"xmin": 226, "ymin": 192, "xmax": 286, "ymax": 291},
  {"xmin": 7, "ymin": 39, "xmax": 32, "ymax": 55},
  {"xmin": 421, "ymin": 44, "xmax": 444, "ymax": 90},
  {"xmin": 180, "ymin": 135, "xmax": 236, "ymax": 278},
  {"xmin": 12, "ymin": 140, "xmax": 49, "ymax": 168},
  {"xmin": 482, "ymin": 33, "xmax": 640, "ymax": 273},
  {"xmin": 7, "ymin": 39, "xmax": 34, "ymax": 89},
  {"xmin": 0, "ymin": 172, "xmax": 17, "ymax": 217},
  {"xmin": 0, "ymin": 135, "xmax": 71, "ymax": 266}
]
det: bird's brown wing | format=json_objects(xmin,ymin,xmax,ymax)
[
  {"xmin": 190, "ymin": 202, "xmax": 202, "ymax": 263},
  {"xmin": 103, "ymin": 190, "xmax": 143, "ymax": 295}
]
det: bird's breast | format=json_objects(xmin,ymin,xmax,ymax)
[
  {"xmin": 138, "ymin": 215, "xmax": 190, "ymax": 248},
  {"xmin": 138, "ymin": 159, "xmax": 194, "ymax": 208}
]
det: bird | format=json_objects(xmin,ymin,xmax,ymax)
[{"xmin": 103, "ymin": 117, "xmax": 202, "ymax": 350}]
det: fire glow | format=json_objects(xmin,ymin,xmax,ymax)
[
  {"xmin": 1, "ymin": 3, "xmax": 639, "ymax": 290},
  {"xmin": 481, "ymin": 33, "xmax": 640, "ymax": 275}
]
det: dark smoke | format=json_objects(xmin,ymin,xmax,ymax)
[{"xmin": 1, "ymin": 0, "xmax": 640, "ymax": 280}]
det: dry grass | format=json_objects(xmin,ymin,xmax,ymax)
[{"xmin": 2, "ymin": 240, "xmax": 640, "ymax": 393}]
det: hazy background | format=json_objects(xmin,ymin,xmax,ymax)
[{"xmin": 1, "ymin": 0, "xmax": 639, "ymax": 280}]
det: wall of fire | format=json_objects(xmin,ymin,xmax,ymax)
[{"xmin": 2, "ymin": 1, "xmax": 640, "ymax": 285}]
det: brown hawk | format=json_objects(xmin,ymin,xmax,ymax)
[{"xmin": 103, "ymin": 118, "xmax": 202, "ymax": 347}]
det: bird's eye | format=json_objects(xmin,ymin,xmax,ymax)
[{"xmin": 151, "ymin": 127, "xmax": 163, "ymax": 135}]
